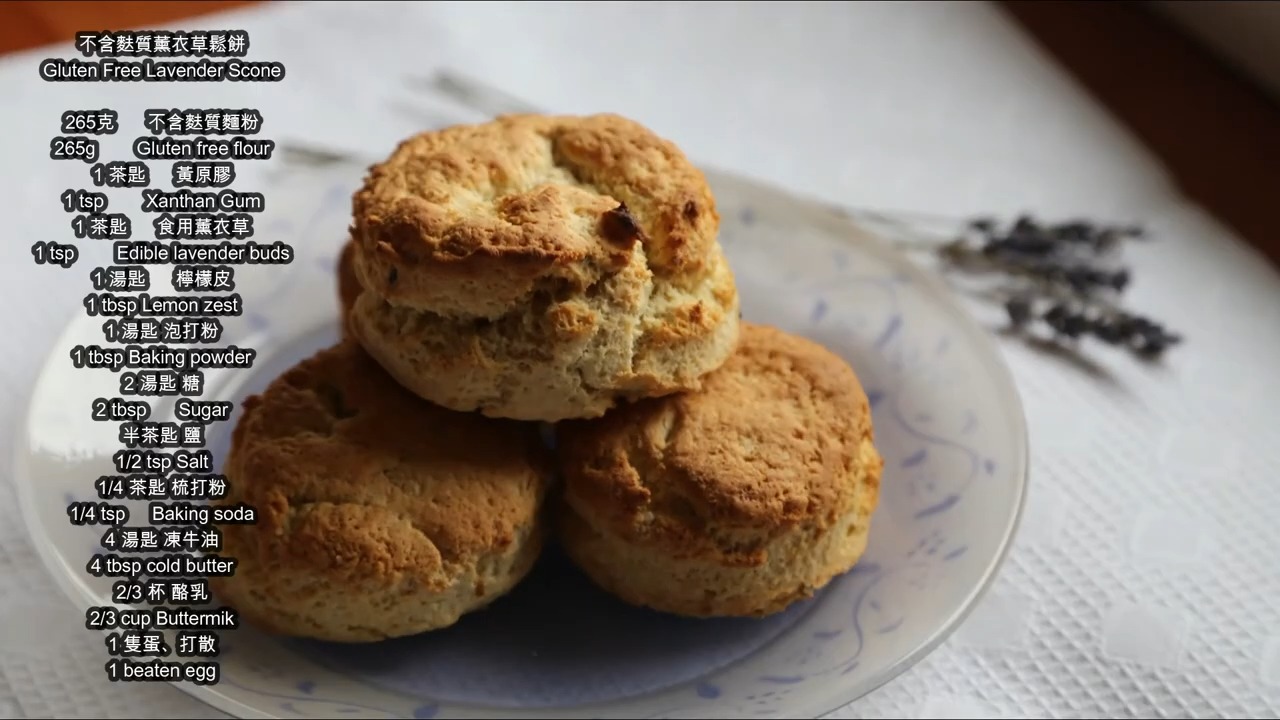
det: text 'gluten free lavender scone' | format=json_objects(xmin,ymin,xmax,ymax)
[
  {"xmin": 347, "ymin": 113, "xmax": 740, "ymax": 422},
  {"xmin": 210, "ymin": 341, "xmax": 553, "ymax": 643},
  {"xmin": 556, "ymin": 323, "xmax": 884, "ymax": 618}
]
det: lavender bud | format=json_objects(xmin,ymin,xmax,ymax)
[{"xmin": 1005, "ymin": 295, "xmax": 1034, "ymax": 327}]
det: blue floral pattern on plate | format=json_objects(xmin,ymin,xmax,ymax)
[{"xmin": 16, "ymin": 164, "xmax": 1027, "ymax": 719}]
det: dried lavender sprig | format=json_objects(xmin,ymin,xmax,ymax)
[
  {"xmin": 1003, "ymin": 292, "xmax": 1182, "ymax": 358},
  {"xmin": 939, "ymin": 239, "xmax": 1131, "ymax": 299},
  {"xmin": 970, "ymin": 214, "xmax": 1144, "ymax": 248},
  {"xmin": 849, "ymin": 210, "xmax": 1182, "ymax": 359}
]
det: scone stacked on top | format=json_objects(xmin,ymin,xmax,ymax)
[
  {"xmin": 336, "ymin": 238, "xmax": 361, "ymax": 338},
  {"xmin": 215, "ymin": 113, "xmax": 882, "ymax": 643},
  {"xmin": 343, "ymin": 113, "xmax": 741, "ymax": 422}
]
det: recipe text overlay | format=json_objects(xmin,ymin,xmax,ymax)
[{"xmin": 37, "ymin": 29, "xmax": 287, "ymax": 688}]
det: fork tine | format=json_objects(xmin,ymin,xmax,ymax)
[{"xmin": 405, "ymin": 68, "xmax": 544, "ymax": 117}]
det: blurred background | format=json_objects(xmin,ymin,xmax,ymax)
[
  {"xmin": 1, "ymin": 0, "xmax": 1277, "ymax": 265},
  {"xmin": 1, "ymin": 2, "xmax": 1278, "ymax": 719}
]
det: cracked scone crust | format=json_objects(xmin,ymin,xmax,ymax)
[
  {"xmin": 209, "ymin": 341, "xmax": 553, "ymax": 643},
  {"xmin": 348, "ymin": 113, "xmax": 739, "ymax": 422},
  {"xmin": 556, "ymin": 323, "xmax": 884, "ymax": 618},
  {"xmin": 337, "ymin": 238, "xmax": 361, "ymax": 336}
]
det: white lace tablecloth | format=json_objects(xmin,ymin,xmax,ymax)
[{"xmin": 1, "ymin": 2, "xmax": 1278, "ymax": 718}]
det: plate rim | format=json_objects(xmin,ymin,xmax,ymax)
[
  {"xmin": 12, "ymin": 166, "xmax": 1030, "ymax": 720},
  {"xmin": 711, "ymin": 169, "xmax": 1030, "ymax": 719}
]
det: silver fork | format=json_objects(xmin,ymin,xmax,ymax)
[{"xmin": 278, "ymin": 69, "xmax": 542, "ymax": 168}]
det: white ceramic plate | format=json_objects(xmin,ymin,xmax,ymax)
[{"xmin": 14, "ymin": 163, "xmax": 1027, "ymax": 719}]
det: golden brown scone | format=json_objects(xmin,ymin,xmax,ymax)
[
  {"xmin": 336, "ymin": 238, "xmax": 361, "ymax": 336},
  {"xmin": 210, "ymin": 341, "xmax": 553, "ymax": 643},
  {"xmin": 348, "ymin": 113, "xmax": 740, "ymax": 422},
  {"xmin": 556, "ymin": 323, "xmax": 884, "ymax": 618}
]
